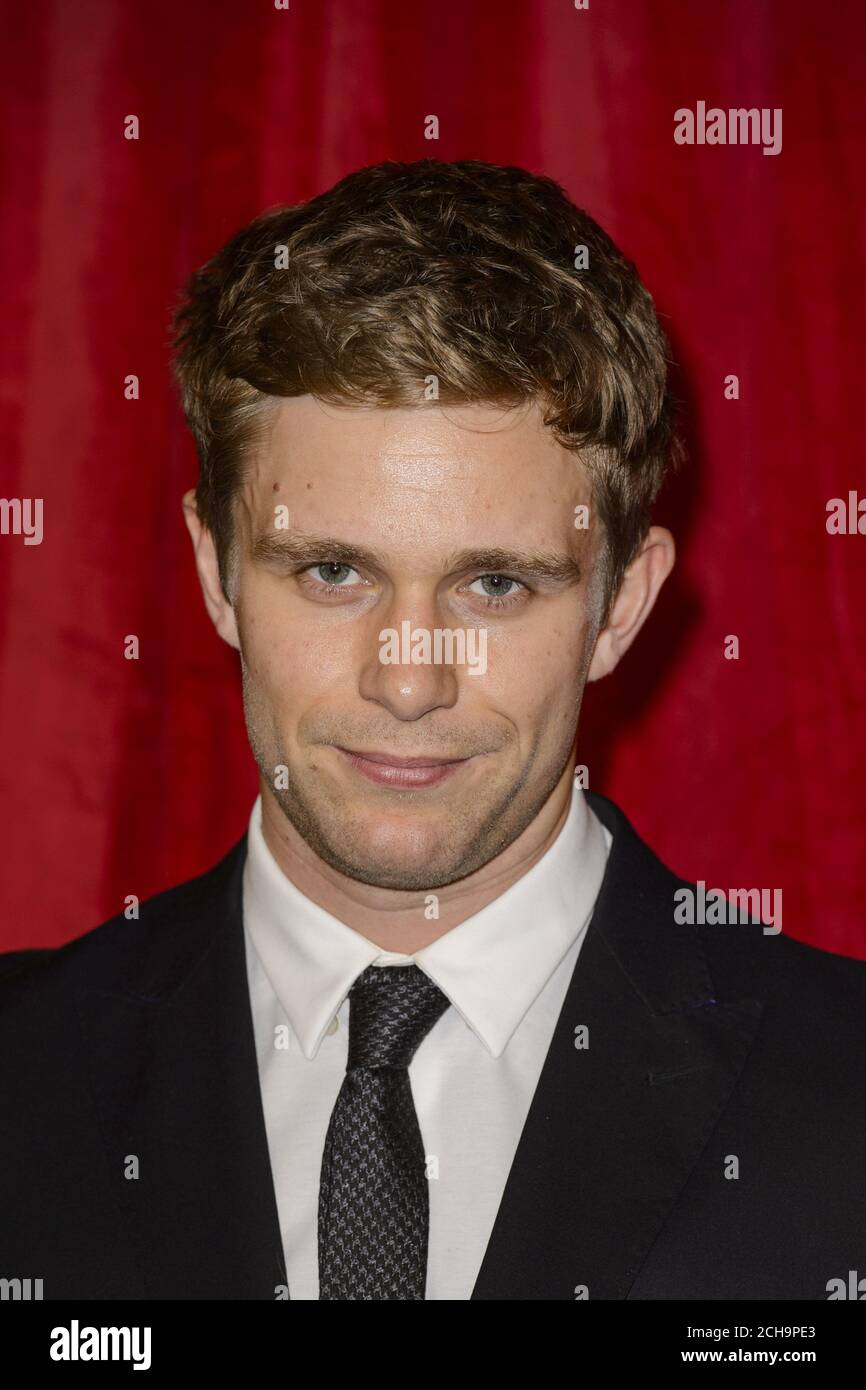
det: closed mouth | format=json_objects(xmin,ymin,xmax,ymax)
[{"xmin": 333, "ymin": 747, "xmax": 469, "ymax": 768}]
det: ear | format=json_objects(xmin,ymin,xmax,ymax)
[
  {"xmin": 182, "ymin": 489, "xmax": 240, "ymax": 651},
  {"xmin": 587, "ymin": 525, "xmax": 675, "ymax": 682}
]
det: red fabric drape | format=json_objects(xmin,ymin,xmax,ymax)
[{"xmin": 1, "ymin": 0, "xmax": 864, "ymax": 955}]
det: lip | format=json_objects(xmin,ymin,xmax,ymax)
[
  {"xmin": 337, "ymin": 747, "xmax": 467, "ymax": 768},
  {"xmin": 333, "ymin": 746, "xmax": 474, "ymax": 788}
]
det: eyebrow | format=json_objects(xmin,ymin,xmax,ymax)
[{"xmin": 250, "ymin": 532, "xmax": 584, "ymax": 587}]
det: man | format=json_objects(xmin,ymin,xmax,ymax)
[{"xmin": 1, "ymin": 159, "xmax": 864, "ymax": 1301}]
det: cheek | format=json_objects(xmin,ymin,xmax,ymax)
[
  {"xmin": 244, "ymin": 618, "xmax": 356, "ymax": 708},
  {"xmin": 480, "ymin": 626, "xmax": 588, "ymax": 738},
  {"xmin": 484, "ymin": 619, "xmax": 589, "ymax": 690}
]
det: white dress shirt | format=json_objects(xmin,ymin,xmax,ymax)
[{"xmin": 242, "ymin": 778, "xmax": 612, "ymax": 1300}]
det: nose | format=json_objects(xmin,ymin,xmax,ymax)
[{"xmin": 357, "ymin": 598, "xmax": 465, "ymax": 722}]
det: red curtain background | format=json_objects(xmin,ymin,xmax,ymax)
[{"xmin": 1, "ymin": 0, "xmax": 864, "ymax": 956}]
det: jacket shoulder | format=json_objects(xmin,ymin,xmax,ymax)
[
  {"xmin": 586, "ymin": 788, "xmax": 866, "ymax": 1014},
  {"xmin": 0, "ymin": 835, "xmax": 248, "ymax": 1007}
]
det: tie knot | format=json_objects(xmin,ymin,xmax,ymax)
[{"xmin": 346, "ymin": 963, "xmax": 451, "ymax": 1070}]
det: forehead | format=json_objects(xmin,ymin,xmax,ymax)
[{"xmin": 239, "ymin": 395, "xmax": 594, "ymax": 549}]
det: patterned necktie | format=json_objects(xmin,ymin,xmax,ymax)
[{"xmin": 317, "ymin": 962, "xmax": 451, "ymax": 1300}]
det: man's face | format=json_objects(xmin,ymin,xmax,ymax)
[{"xmin": 216, "ymin": 397, "xmax": 604, "ymax": 891}]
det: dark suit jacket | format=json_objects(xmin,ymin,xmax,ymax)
[{"xmin": 2, "ymin": 791, "xmax": 865, "ymax": 1300}]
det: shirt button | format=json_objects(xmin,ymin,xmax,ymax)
[{"xmin": 326, "ymin": 1016, "xmax": 339, "ymax": 1036}]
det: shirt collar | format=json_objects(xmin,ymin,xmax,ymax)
[{"xmin": 243, "ymin": 780, "xmax": 610, "ymax": 1060}]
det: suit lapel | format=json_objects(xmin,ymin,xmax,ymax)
[
  {"xmin": 76, "ymin": 837, "xmax": 287, "ymax": 1299},
  {"xmin": 470, "ymin": 792, "xmax": 766, "ymax": 1299}
]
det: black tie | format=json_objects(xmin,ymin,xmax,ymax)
[{"xmin": 317, "ymin": 962, "xmax": 451, "ymax": 1300}]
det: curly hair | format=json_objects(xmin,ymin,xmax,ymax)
[{"xmin": 170, "ymin": 158, "xmax": 681, "ymax": 620}]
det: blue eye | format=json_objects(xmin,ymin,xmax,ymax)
[
  {"xmin": 302, "ymin": 563, "xmax": 364, "ymax": 590},
  {"xmin": 466, "ymin": 575, "xmax": 527, "ymax": 608},
  {"xmin": 297, "ymin": 564, "xmax": 528, "ymax": 608}
]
